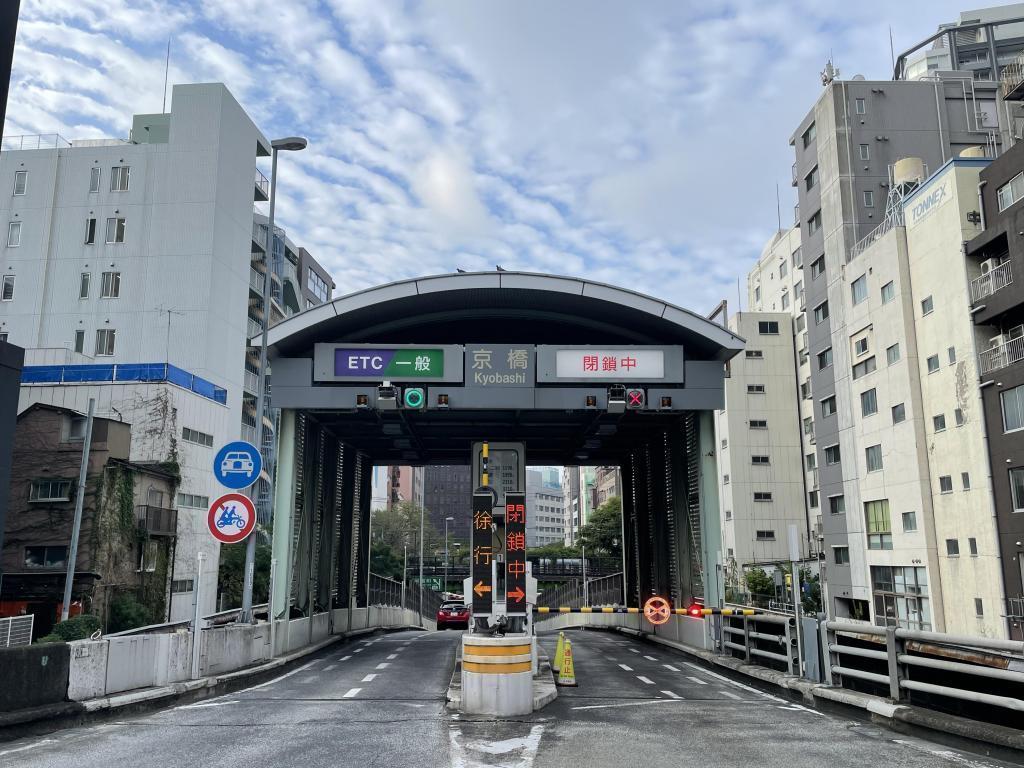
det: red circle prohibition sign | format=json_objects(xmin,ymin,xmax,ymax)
[
  {"xmin": 643, "ymin": 596, "xmax": 671, "ymax": 626},
  {"xmin": 207, "ymin": 493, "xmax": 257, "ymax": 544}
]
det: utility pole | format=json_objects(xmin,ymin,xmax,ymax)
[
  {"xmin": 444, "ymin": 515, "xmax": 454, "ymax": 596},
  {"xmin": 61, "ymin": 398, "xmax": 94, "ymax": 622},
  {"xmin": 418, "ymin": 501, "xmax": 425, "ymax": 626}
]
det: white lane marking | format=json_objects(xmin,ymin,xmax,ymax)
[
  {"xmin": 342, "ymin": 687, "xmax": 361, "ymax": 698},
  {"xmin": 618, "ymin": 664, "xmax": 633, "ymax": 671},
  {"xmin": 235, "ymin": 659, "xmax": 317, "ymax": 692},
  {"xmin": 720, "ymin": 690, "xmax": 741, "ymax": 700},
  {"xmin": 376, "ymin": 662, "xmax": 390, "ymax": 669},
  {"xmin": 605, "ymin": 656, "xmax": 617, "ymax": 661},
  {"xmin": 643, "ymin": 655, "xmax": 658, "ymax": 661},
  {"xmin": 663, "ymin": 664, "xmax": 680, "ymax": 672},
  {"xmin": 681, "ymin": 662, "xmax": 784, "ymax": 702},
  {"xmin": 661, "ymin": 690, "xmax": 682, "ymax": 699},
  {"xmin": 572, "ymin": 699, "xmax": 685, "ymax": 711},
  {"xmin": 0, "ymin": 739, "xmax": 56, "ymax": 757},
  {"xmin": 628, "ymin": 648, "xmax": 640, "ymax": 654},
  {"xmin": 387, "ymin": 654, "xmax": 398, "ymax": 659},
  {"xmin": 339, "ymin": 655, "xmax": 352, "ymax": 661},
  {"xmin": 354, "ymin": 648, "xmax": 364, "ymax": 653},
  {"xmin": 892, "ymin": 739, "xmax": 1004, "ymax": 768},
  {"xmin": 177, "ymin": 700, "xmax": 239, "ymax": 709},
  {"xmin": 776, "ymin": 704, "xmax": 826, "ymax": 717},
  {"xmin": 685, "ymin": 676, "xmax": 707, "ymax": 686},
  {"xmin": 449, "ymin": 724, "xmax": 544, "ymax": 767},
  {"xmin": 636, "ymin": 676, "xmax": 655, "ymax": 685},
  {"xmin": 362, "ymin": 674, "xmax": 377, "ymax": 682},
  {"xmin": 324, "ymin": 664, "xmax": 337, "ymax": 672}
]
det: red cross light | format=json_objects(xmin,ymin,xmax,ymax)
[{"xmin": 626, "ymin": 388, "xmax": 645, "ymax": 409}]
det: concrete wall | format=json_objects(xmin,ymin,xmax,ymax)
[{"xmin": 0, "ymin": 643, "xmax": 71, "ymax": 711}]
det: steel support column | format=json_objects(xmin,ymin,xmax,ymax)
[
  {"xmin": 270, "ymin": 409, "xmax": 297, "ymax": 620},
  {"xmin": 335, "ymin": 446, "xmax": 356, "ymax": 609},
  {"xmin": 354, "ymin": 454, "xmax": 371, "ymax": 608}
]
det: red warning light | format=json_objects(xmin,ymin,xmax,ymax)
[
  {"xmin": 687, "ymin": 604, "xmax": 704, "ymax": 617},
  {"xmin": 626, "ymin": 388, "xmax": 645, "ymax": 409}
]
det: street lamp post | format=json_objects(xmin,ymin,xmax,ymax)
[
  {"xmin": 241, "ymin": 136, "xmax": 308, "ymax": 624},
  {"xmin": 444, "ymin": 516, "xmax": 455, "ymax": 595}
]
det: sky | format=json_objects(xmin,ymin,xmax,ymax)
[{"xmin": 4, "ymin": 0, "xmax": 985, "ymax": 312}]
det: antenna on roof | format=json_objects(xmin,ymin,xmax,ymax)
[
  {"xmin": 889, "ymin": 26, "xmax": 896, "ymax": 73},
  {"xmin": 162, "ymin": 38, "xmax": 171, "ymax": 114},
  {"xmin": 775, "ymin": 182, "xmax": 782, "ymax": 232}
]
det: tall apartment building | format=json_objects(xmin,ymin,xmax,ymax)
[
  {"xmin": 0, "ymin": 84, "xmax": 331, "ymax": 619},
  {"xmin": 423, "ymin": 465, "xmax": 472, "ymax": 543},
  {"xmin": 526, "ymin": 468, "xmax": 565, "ymax": 548},
  {"xmin": 562, "ymin": 465, "xmax": 596, "ymax": 545},
  {"xmin": 593, "ymin": 466, "xmax": 622, "ymax": 505},
  {"xmin": 966, "ymin": 138, "xmax": 1024, "ymax": 640},
  {"xmin": 900, "ymin": 5, "xmax": 1024, "ymax": 81}
]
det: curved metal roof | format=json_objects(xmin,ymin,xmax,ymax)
[{"xmin": 266, "ymin": 271, "xmax": 745, "ymax": 362}]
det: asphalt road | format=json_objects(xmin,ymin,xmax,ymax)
[{"xmin": 0, "ymin": 627, "xmax": 1018, "ymax": 768}]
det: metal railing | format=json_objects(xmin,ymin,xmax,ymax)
[
  {"xmin": 535, "ymin": 572, "xmax": 624, "ymax": 617},
  {"xmin": 254, "ymin": 168, "xmax": 269, "ymax": 199},
  {"xmin": 368, "ymin": 572, "xmax": 404, "ymax": 607},
  {"xmin": 249, "ymin": 267, "xmax": 264, "ymax": 293},
  {"xmin": 722, "ymin": 612, "xmax": 801, "ymax": 675},
  {"xmin": 136, "ymin": 505, "xmax": 177, "ymax": 537},
  {"xmin": 1003, "ymin": 49, "xmax": 1024, "ymax": 98},
  {"xmin": 850, "ymin": 213, "xmax": 903, "ymax": 261},
  {"xmin": 979, "ymin": 335, "xmax": 1024, "ymax": 374},
  {"xmin": 244, "ymin": 369, "xmax": 260, "ymax": 395},
  {"xmin": 247, "ymin": 318, "xmax": 262, "ymax": 340},
  {"xmin": 404, "ymin": 579, "xmax": 445, "ymax": 619},
  {"xmin": 22, "ymin": 362, "xmax": 227, "ymax": 405},
  {"xmin": 1, "ymin": 133, "xmax": 70, "ymax": 151},
  {"xmin": 791, "ymin": 162, "xmax": 798, "ymax": 186},
  {"xmin": 970, "ymin": 260, "xmax": 1013, "ymax": 303},
  {"xmin": 0, "ymin": 615, "xmax": 33, "ymax": 647}
]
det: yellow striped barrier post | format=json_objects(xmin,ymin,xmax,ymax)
[
  {"xmin": 553, "ymin": 631, "xmax": 566, "ymax": 672},
  {"xmin": 461, "ymin": 635, "xmax": 535, "ymax": 716}
]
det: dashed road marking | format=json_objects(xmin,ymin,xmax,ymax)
[
  {"xmin": 572, "ymin": 699, "xmax": 685, "ymax": 711},
  {"xmin": 324, "ymin": 664, "xmax": 337, "ymax": 672},
  {"xmin": 643, "ymin": 655, "xmax": 658, "ymax": 661},
  {"xmin": 339, "ymin": 655, "xmax": 352, "ymax": 661},
  {"xmin": 354, "ymin": 648, "xmax": 364, "ymax": 653},
  {"xmin": 618, "ymin": 664, "xmax": 634, "ymax": 672},
  {"xmin": 637, "ymin": 676, "xmax": 655, "ymax": 685},
  {"xmin": 661, "ymin": 690, "xmax": 682, "ymax": 699},
  {"xmin": 178, "ymin": 700, "xmax": 238, "ymax": 709},
  {"xmin": 301, "ymin": 676, "xmax": 317, "ymax": 684},
  {"xmin": 685, "ymin": 676, "xmax": 707, "ymax": 686},
  {"xmin": 362, "ymin": 674, "xmax": 377, "ymax": 682},
  {"xmin": 628, "ymin": 648, "xmax": 640, "ymax": 654},
  {"xmin": 605, "ymin": 656, "xmax": 617, "ymax": 661},
  {"xmin": 342, "ymin": 688, "xmax": 361, "ymax": 698},
  {"xmin": 0, "ymin": 739, "xmax": 56, "ymax": 757},
  {"xmin": 236, "ymin": 659, "xmax": 317, "ymax": 692},
  {"xmin": 719, "ymin": 690, "xmax": 741, "ymax": 700},
  {"xmin": 376, "ymin": 662, "xmax": 390, "ymax": 669},
  {"xmin": 681, "ymin": 663, "xmax": 784, "ymax": 702},
  {"xmin": 663, "ymin": 664, "xmax": 680, "ymax": 672},
  {"xmin": 387, "ymin": 654, "xmax": 398, "ymax": 659}
]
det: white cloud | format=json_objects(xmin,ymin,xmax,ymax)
[{"xmin": 411, "ymin": 147, "xmax": 493, "ymax": 241}]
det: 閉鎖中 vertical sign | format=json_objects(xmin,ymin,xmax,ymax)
[{"xmin": 505, "ymin": 492, "xmax": 527, "ymax": 614}]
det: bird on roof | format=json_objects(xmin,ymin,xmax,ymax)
[
  {"xmin": 456, "ymin": 268, "xmax": 466, "ymax": 273},
  {"xmin": 496, "ymin": 265, "xmax": 506, "ymax": 272}
]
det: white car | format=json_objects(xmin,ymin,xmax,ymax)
[{"xmin": 221, "ymin": 451, "xmax": 254, "ymax": 475}]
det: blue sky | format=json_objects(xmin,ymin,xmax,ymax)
[{"xmin": 5, "ymin": 0, "xmax": 980, "ymax": 311}]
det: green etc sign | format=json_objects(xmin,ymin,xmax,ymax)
[{"xmin": 333, "ymin": 347, "xmax": 444, "ymax": 378}]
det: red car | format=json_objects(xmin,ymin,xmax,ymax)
[{"xmin": 437, "ymin": 601, "xmax": 470, "ymax": 630}]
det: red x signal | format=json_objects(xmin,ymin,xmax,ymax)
[{"xmin": 626, "ymin": 389, "xmax": 645, "ymax": 409}]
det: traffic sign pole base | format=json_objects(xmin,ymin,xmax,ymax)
[{"xmin": 460, "ymin": 635, "xmax": 535, "ymax": 716}]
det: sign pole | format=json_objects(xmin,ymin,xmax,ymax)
[
  {"xmin": 61, "ymin": 398, "xmax": 95, "ymax": 622},
  {"xmin": 191, "ymin": 552, "xmax": 205, "ymax": 679}
]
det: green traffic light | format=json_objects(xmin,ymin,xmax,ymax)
[{"xmin": 404, "ymin": 387, "xmax": 425, "ymax": 409}]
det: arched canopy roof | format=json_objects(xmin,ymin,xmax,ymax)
[{"xmin": 267, "ymin": 271, "xmax": 744, "ymax": 361}]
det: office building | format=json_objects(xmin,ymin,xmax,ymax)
[
  {"xmin": 899, "ymin": 5, "xmax": 1024, "ymax": 81},
  {"xmin": 562, "ymin": 466, "xmax": 596, "ymax": 545},
  {"xmin": 593, "ymin": 466, "xmax": 622, "ymax": 506},
  {"xmin": 526, "ymin": 468, "xmax": 565, "ymax": 548},
  {"xmin": 423, "ymin": 465, "xmax": 472, "ymax": 543}
]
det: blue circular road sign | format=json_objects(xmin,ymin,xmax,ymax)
[{"xmin": 213, "ymin": 440, "xmax": 262, "ymax": 490}]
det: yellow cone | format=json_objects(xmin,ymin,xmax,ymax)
[
  {"xmin": 553, "ymin": 631, "xmax": 565, "ymax": 672},
  {"xmin": 557, "ymin": 639, "xmax": 577, "ymax": 686}
]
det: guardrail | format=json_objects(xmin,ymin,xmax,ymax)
[
  {"xmin": 722, "ymin": 612, "xmax": 801, "ymax": 676},
  {"xmin": 368, "ymin": 572, "xmax": 404, "ymax": 607},
  {"xmin": 536, "ymin": 572, "xmax": 624, "ymax": 615},
  {"xmin": 0, "ymin": 615, "xmax": 33, "ymax": 647},
  {"xmin": 1, "ymin": 133, "xmax": 70, "ymax": 150}
]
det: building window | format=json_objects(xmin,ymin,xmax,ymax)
[
  {"xmin": 751, "ymin": 455, "xmax": 770, "ymax": 465},
  {"xmin": 721, "ymin": 439, "xmax": 728, "ymax": 449},
  {"xmin": 921, "ymin": 295, "xmax": 934, "ymax": 316},
  {"xmin": 854, "ymin": 337, "xmax": 869, "ymax": 356},
  {"xmin": 871, "ymin": 565, "xmax": 930, "ymax": 630},
  {"xmin": 803, "ymin": 416, "xmax": 814, "ymax": 435},
  {"xmin": 825, "ymin": 444, "xmax": 841, "ymax": 465},
  {"xmin": 747, "ymin": 384, "xmax": 766, "ymax": 394},
  {"xmin": 926, "ymin": 355, "xmax": 939, "ymax": 374},
  {"xmin": 859, "ymin": 144, "xmax": 870, "ymax": 161},
  {"xmin": 947, "ymin": 346, "xmax": 956, "ymax": 365},
  {"xmin": 29, "ymin": 479, "xmax": 73, "ymax": 502},
  {"xmin": 939, "ymin": 475, "xmax": 953, "ymax": 493},
  {"xmin": 171, "ymin": 579, "xmax": 195, "ymax": 594},
  {"xmin": 886, "ymin": 343, "xmax": 900, "ymax": 365},
  {"xmin": 806, "ymin": 453, "xmax": 817, "ymax": 471},
  {"xmin": 811, "ymin": 255, "xmax": 825, "ymax": 279},
  {"xmin": 861, "ymin": 388, "xmax": 877, "ymax": 416},
  {"xmin": 881, "ymin": 281, "xmax": 894, "ymax": 303},
  {"xmin": 814, "ymin": 300, "xmax": 829, "ymax": 324},
  {"xmin": 969, "ymin": 537, "xmax": 978, "ymax": 555},
  {"xmin": 754, "ymin": 285, "xmax": 761, "ymax": 304},
  {"xmin": 892, "ymin": 403, "xmax": 906, "ymax": 424},
  {"xmin": 755, "ymin": 529, "xmax": 775, "ymax": 540},
  {"xmin": 802, "ymin": 122, "xmax": 816, "ymax": 148},
  {"xmin": 902, "ymin": 510, "xmax": 917, "ymax": 532},
  {"xmin": 829, "ymin": 494, "xmax": 846, "ymax": 514},
  {"xmin": 865, "ymin": 499, "xmax": 892, "ymax": 549},
  {"xmin": 95, "ymin": 328, "xmax": 116, "ymax": 356},
  {"xmin": 139, "ymin": 540, "xmax": 158, "ymax": 572},
  {"xmin": 817, "ymin": 347, "xmax": 833, "ymax": 369},
  {"xmin": 851, "ymin": 274, "xmax": 868, "ymax": 305},
  {"xmin": 821, "ymin": 396, "xmax": 837, "ymax": 418},
  {"xmin": 177, "ymin": 492, "xmax": 210, "ymax": 509},
  {"xmin": 308, "ymin": 268, "xmax": 329, "ymax": 303},
  {"xmin": 749, "ymin": 419, "xmax": 768, "ymax": 429},
  {"xmin": 780, "ymin": 261, "xmax": 788, "ymax": 278},
  {"xmin": 110, "ymin": 165, "xmax": 130, "ymax": 192},
  {"xmin": 852, "ymin": 356, "xmax": 876, "ymax": 380},
  {"xmin": 1012, "ymin": 468, "xmax": 1024, "ymax": 512},
  {"xmin": 74, "ymin": 330, "xmax": 85, "ymax": 353},
  {"xmin": 781, "ymin": 291, "xmax": 790, "ymax": 310},
  {"xmin": 1, "ymin": 274, "xmax": 13, "ymax": 301},
  {"xmin": 7, "ymin": 221, "xmax": 21, "ymax": 247},
  {"xmin": 946, "ymin": 538, "xmax": 959, "ymax": 556},
  {"xmin": 85, "ymin": 217, "xmax": 96, "ymax": 244},
  {"xmin": 955, "ymin": 408, "xmax": 965, "ymax": 426},
  {"xmin": 1002, "ymin": 384, "xmax": 1024, "ymax": 432},
  {"xmin": 996, "ymin": 171, "xmax": 1024, "ymax": 212},
  {"xmin": 105, "ymin": 217, "xmax": 126, "ymax": 243},
  {"xmin": 13, "ymin": 170, "xmax": 26, "ymax": 195},
  {"xmin": 79, "ymin": 272, "xmax": 90, "ymax": 299},
  {"xmin": 863, "ymin": 190, "xmax": 874, "ymax": 208},
  {"xmin": 753, "ymin": 492, "xmax": 773, "ymax": 503},
  {"xmin": 809, "ymin": 490, "xmax": 819, "ymax": 508},
  {"xmin": 24, "ymin": 545, "xmax": 68, "ymax": 568},
  {"xmin": 833, "ymin": 546, "xmax": 850, "ymax": 565},
  {"xmin": 866, "ymin": 444, "xmax": 883, "ymax": 472},
  {"xmin": 805, "ymin": 166, "xmax": 819, "ymax": 191},
  {"xmin": 933, "ymin": 414, "xmax": 946, "ymax": 432},
  {"xmin": 182, "ymin": 426, "xmax": 214, "ymax": 448},
  {"xmin": 0, "ymin": 332, "xmax": 6, "ymax": 342},
  {"xmin": 723, "ymin": 474, "xmax": 730, "ymax": 485},
  {"xmin": 808, "ymin": 210, "xmax": 822, "ymax": 235},
  {"xmin": 89, "ymin": 166, "xmax": 101, "ymax": 193},
  {"xmin": 745, "ymin": 350, "xmax": 763, "ymax": 359},
  {"xmin": 975, "ymin": 598, "xmax": 984, "ymax": 616},
  {"xmin": 725, "ymin": 509, "xmax": 732, "ymax": 520},
  {"xmin": 100, "ymin": 271, "xmax": 120, "ymax": 298},
  {"xmin": 758, "ymin": 320, "xmax": 779, "ymax": 335},
  {"xmin": 855, "ymin": 97, "xmax": 866, "ymax": 114}
]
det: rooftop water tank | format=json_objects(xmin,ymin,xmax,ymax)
[{"xmin": 893, "ymin": 157, "xmax": 925, "ymax": 186}]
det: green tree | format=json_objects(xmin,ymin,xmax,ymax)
[
  {"xmin": 576, "ymin": 496, "xmax": 622, "ymax": 557},
  {"xmin": 370, "ymin": 541, "xmax": 404, "ymax": 581},
  {"xmin": 527, "ymin": 542, "xmax": 580, "ymax": 559},
  {"xmin": 371, "ymin": 502, "xmax": 441, "ymax": 553},
  {"xmin": 744, "ymin": 567, "xmax": 776, "ymax": 606},
  {"xmin": 217, "ymin": 541, "xmax": 272, "ymax": 609}
]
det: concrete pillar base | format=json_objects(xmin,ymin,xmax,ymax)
[{"xmin": 461, "ymin": 634, "xmax": 535, "ymax": 716}]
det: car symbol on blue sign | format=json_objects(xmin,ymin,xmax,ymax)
[{"xmin": 213, "ymin": 441, "xmax": 262, "ymax": 489}]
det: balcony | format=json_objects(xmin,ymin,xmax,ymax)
[
  {"xmin": 249, "ymin": 267, "xmax": 265, "ymax": 294},
  {"xmin": 791, "ymin": 162, "xmax": 798, "ymax": 187},
  {"xmin": 809, "ymin": 467, "xmax": 819, "ymax": 490},
  {"xmin": 254, "ymin": 168, "xmax": 270, "ymax": 201},
  {"xmin": 241, "ymin": 424, "xmax": 258, "ymax": 444},
  {"xmin": 980, "ymin": 331, "xmax": 1024, "ymax": 374},
  {"xmin": 244, "ymin": 369, "xmax": 260, "ymax": 394},
  {"xmin": 247, "ymin": 318, "xmax": 263, "ymax": 340},
  {"xmin": 1, "ymin": 133, "xmax": 70, "ymax": 151},
  {"xmin": 1002, "ymin": 50, "xmax": 1024, "ymax": 100},
  {"xmin": 970, "ymin": 260, "xmax": 1012, "ymax": 303},
  {"xmin": 136, "ymin": 505, "xmax": 177, "ymax": 537}
]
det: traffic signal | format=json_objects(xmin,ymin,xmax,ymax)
[
  {"xmin": 625, "ymin": 388, "xmax": 645, "ymax": 409},
  {"xmin": 403, "ymin": 387, "xmax": 425, "ymax": 409}
]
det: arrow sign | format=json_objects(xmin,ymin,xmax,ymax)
[
  {"xmin": 473, "ymin": 581, "xmax": 492, "ymax": 598},
  {"xmin": 507, "ymin": 586, "xmax": 525, "ymax": 603},
  {"xmin": 505, "ymin": 492, "xmax": 527, "ymax": 616}
]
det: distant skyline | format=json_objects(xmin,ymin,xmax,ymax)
[{"xmin": 5, "ymin": 0, "xmax": 986, "ymax": 313}]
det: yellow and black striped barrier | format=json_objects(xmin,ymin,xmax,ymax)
[{"xmin": 534, "ymin": 606, "xmax": 759, "ymax": 616}]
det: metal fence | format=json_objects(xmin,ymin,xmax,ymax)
[
  {"xmin": 722, "ymin": 613, "xmax": 801, "ymax": 676},
  {"xmin": 0, "ymin": 615, "xmax": 34, "ymax": 647},
  {"xmin": 536, "ymin": 572, "xmax": 624, "ymax": 617},
  {"xmin": 368, "ymin": 572, "xmax": 404, "ymax": 607}
]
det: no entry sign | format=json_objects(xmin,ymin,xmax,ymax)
[{"xmin": 207, "ymin": 493, "xmax": 257, "ymax": 544}]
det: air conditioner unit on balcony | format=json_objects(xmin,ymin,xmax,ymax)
[
  {"xmin": 980, "ymin": 258, "xmax": 999, "ymax": 274},
  {"xmin": 990, "ymin": 334, "xmax": 1006, "ymax": 349}
]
